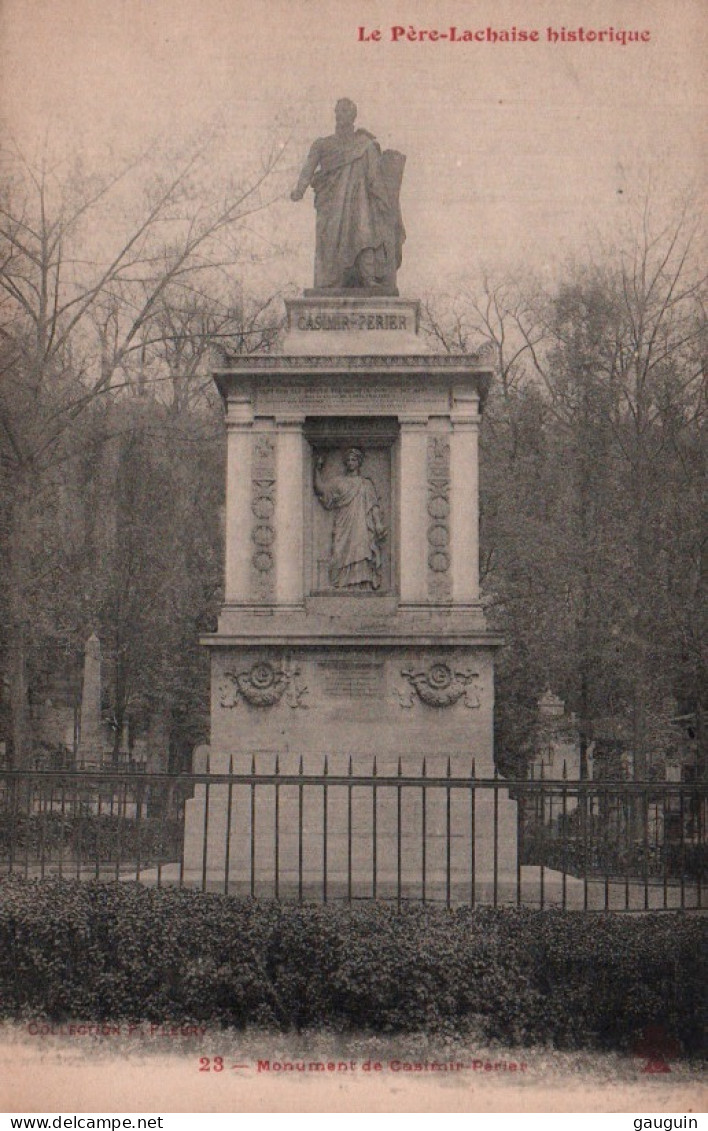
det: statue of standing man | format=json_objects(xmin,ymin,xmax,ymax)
[{"xmin": 291, "ymin": 99, "xmax": 405, "ymax": 292}]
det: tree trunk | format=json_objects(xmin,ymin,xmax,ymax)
[{"xmin": 6, "ymin": 476, "xmax": 32, "ymax": 768}]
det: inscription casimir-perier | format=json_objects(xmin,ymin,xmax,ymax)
[{"xmin": 297, "ymin": 311, "xmax": 408, "ymax": 331}]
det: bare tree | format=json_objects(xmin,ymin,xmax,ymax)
[
  {"xmin": 0, "ymin": 135, "xmax": 287, "ymax": 763},
  {"xmin": 419, "ymin": 202, "xmax": 705, "ymax": 778},
  {"xmin": 512, "ymin": 200, "xmax": 706, "ymax": 775}
]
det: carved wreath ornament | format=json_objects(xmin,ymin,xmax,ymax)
[
  {"xmin": 219, "ymin": 662, "xmax": 308, "ymax": 709},
  {"xmin": 399, "ymin": 662, "xmax": 480, "ymax": 709}
]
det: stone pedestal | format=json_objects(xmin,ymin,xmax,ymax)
[{"xmin": 182, "ymin": 294, "xmax": 516, "ymax": 899}]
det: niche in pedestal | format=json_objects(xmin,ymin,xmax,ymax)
[{"xmin": 304, "ymin": 417, "xmax": 398, "ymax": 596}]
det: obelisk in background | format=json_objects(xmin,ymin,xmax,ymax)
[{"xmin": 78, "ymin": 632, "xmax": 102, "ymax": 763}]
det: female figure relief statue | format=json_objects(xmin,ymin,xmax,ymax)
[{"xmin": 313, "ymin": 448, "xmax": 387, "ymax": 590}]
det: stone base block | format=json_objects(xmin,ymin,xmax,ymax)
[
  {"xmin": 207, "ymin": 644, "xmax": 497, "ymax": 763},
  {"xmin": 182, "ymin": 756, "xmax": 517, "ymax": 902}
]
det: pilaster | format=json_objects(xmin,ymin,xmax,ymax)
[
  {"xmin": 398, "ymin": 416, "xmax": 428, "ymax": 602},
  {"xmin": 224, "ymin": 396, "xmax": 254, "ymax": 603},
  {"xmin": 275, "ymin": 416, "xmax": 305, "ymax": 605},
  {"xmin": 249, "ymin": 424, "xmax": 277, "ymax": 603},
  {"xmin": 450, "ymin": 388, "xmax": 481, "ymax": 602}
]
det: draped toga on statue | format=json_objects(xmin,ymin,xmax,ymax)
[
  {"xmin": 309, "ymin": 131, "xmax": 396, "ymax": 289},
  {"xmin": 319, "ymin": 473, "xmax": 383, "ymax": 589},
  {"xmin": 314, "ymin": 448, "xmax": 386, "ymax": 590},
  {"xmin": 291, "ymin": 99, "xmax": 405, "ymax": 291}
]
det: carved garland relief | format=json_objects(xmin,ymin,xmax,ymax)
[
  {"xmin": 250, "ymin": 434, "xmax": 276, "ymax": 602},
  {"xmin": 427, "ymin": 435, "xmax": 452, "ymax": 602},
  {"xmin": 219, "ymin": 661, "xmax": 309, "ymax": 709},
  {"xmin": 399, "ymin": 662, "xmax": 480, "ymax": 709}
]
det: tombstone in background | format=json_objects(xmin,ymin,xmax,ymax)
[{"xmin": 183, "ymin": 101, "xmax": 517, "ymax": 898}]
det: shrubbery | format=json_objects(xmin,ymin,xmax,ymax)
[{"xmin": 0, "ymin": 876, "xmax": 704, "ymax": 1052}]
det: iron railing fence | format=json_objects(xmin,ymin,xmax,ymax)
[
  {"xmin": 0, "ymin": 768, "xmax": 186, "ymax": 885},
  {"xmin": 0, "ymin": 762, "xmax": 704, "ymax": 910},
  {"xmin": 514, "ymin": 777, "xmax": 705, "ymax": 906}
]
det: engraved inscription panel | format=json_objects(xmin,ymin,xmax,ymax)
[
  {"xmin": 295, "ymin": 311, "xmax": 409, "ymax": 332},
  {"xmin": 255, "ymin": 377, "xmax": 447, "ymax": 417},
  {"xmin": 319, "ymin": 659, "xmax": 385, "ymax": 698}
]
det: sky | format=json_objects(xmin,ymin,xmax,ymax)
[{"xmin": 0, "ymin": 0, "xmax": 705, "ymax": 295}]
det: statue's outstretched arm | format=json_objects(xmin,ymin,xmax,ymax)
[{"xmin": 291, "ymin": 142, "xmax": 321, "ymax": 201}]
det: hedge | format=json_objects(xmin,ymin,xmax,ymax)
[{"xmin": 0, "ymin": 876, "xmax": 705, "ymax": 1052}]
